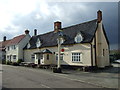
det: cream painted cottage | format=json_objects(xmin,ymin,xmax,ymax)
[
  {"xmin": 5, "ymin": 30, "xmax": 31, "ymax": 62},
  {"xmin": 24, "ymin": 10, "xmax": 110, "ymax": 68}
]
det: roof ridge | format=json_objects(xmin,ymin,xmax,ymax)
[
  {"xmin": 62, "ymin": 19, "xmax": 97, "ymax": 30},
  {"xmin": 6, "ymin": 34, "xmax": 26, "ymax": 46},
  {"xmin": 13, "ymin": 34, "xmax": 25, "ymax": 39},
  {"xmin": 33, "ymin": 19, "xmax": 97, "ymax": 37},
  {"xmin": 25, "ymin": 19, "xmax": 98, "ymax": 49}
]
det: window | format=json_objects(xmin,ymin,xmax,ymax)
[
  {"xmin": 13, "ymin": 45, "xmax": 16, "ymax": 49},
  {"xmin": 31, "ymin": 54, "xmax": 35, "ymax": 60},
  {"xmin": 47, "ymin": 54, "xmax": 49, "ymax": 60},
  {"xmin": 103, "ymin": 49, "xmax": 105, "ymax": 56},
  {"xmin": 36, "ymin": 38, "xmax": 41, "ymax": 48},
  {"xmin": 11, "ymin": 45, "xmax": 16, "ymax": 50},
  {"xmin": 27, "ymin": 43, "xmax": 30, "ymax": 48},
  {"xmin": 56, "ymin": 54, "xmax": 64, "ymax": 61},
  {"xmin": 7, "ymin": 46, "xmax": 10, "ymax": 51},
  {"xmin": 3, "ymin": 55, "xmax": 6, "ymax": 60},
  {"xmin": 72, "ymin": 53, "xmax": 81, "ymax": 62},
  {"xmin": 40, "ymin": 54, "xmax": 43, "ymax": 59},
  {"xmin": 13, "ymin": 55, "xmax": 16, "ymax": 59},
  {"xmin": 75, "ymin": 33, "xmax": 83, "ymax": 43},
  {"xmin": 7, "ymin": 55, "xmax": 9, "ymax": 59}
]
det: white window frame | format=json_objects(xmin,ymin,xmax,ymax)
[
  {"xmin": 75, "ymin": 33, "xmax": 83, "ymax": 43},
  {"xmin": 47, "ymin": 54, "xmax": 49, "ymax": 60},
  {"xmin": 7, "ymin": 55, "xmax": 9, "ymax": 60},
  {"xmin": 71, "ymin": 52, "xmax": 81, "ymax": 62},
  {"xmin": 40, "ymin": 54, "xmax": 43, "ymax": 59},
  {"xmin": 13, "ymin": 55, "xmax": 17, "ymax": 60},
  {"xmin": 27, "ymin": 43, "xmax": 30, "ymax": 48},
  {"xmin": 13, "ymin": 45, "xmax": 16, "ymax": 49},
  {"xmin": 36, "ymin": 38, "xmax": 41, "ymax": 48},
  {"xmin": 7, "ymin": 46, "xmax": 10, "ymax": 51},
  {"xmin": 31, "ymin": 54, "xmax": 35, "ymax": 60}
]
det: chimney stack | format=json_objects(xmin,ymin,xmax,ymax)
[
  {"xmin": 3, "ymin": 36, "xmax": 6, "ymax": 41},
  {"xmin": 25, "ymin": 30, "xmax": 29, "ymax": 34},
  {"xmin": 34, "ymin": 29, "xmax": 37, "ymax": 36},
  {"xmin": 54, "ymin": 21, "xmax": 61, "ymax": 33},
  {"xmin": 97, "ymin": 10, "xmax": 102, "ymax": 23}
]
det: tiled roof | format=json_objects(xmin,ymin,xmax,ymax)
[
  {"xmin": 7, "ymin": 34, "xmax": 25, "ymax": 46},
  {"xmin": 0, "ymin": 40, "xmax": 11, "ymax": 51},
  {"xmin": 34, "ymin": 49, "xmax": 52, "ymax": 54},
  {"xmin": 24, "ymin": 19, "xmax": 98, "ymax": 49}
]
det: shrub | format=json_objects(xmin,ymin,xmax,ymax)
[
  {"xmin": 2, "ymin": 60, "xmax": 6, "ymax": 64},
  {"xmin": 12, "ymin": 62, "xmax": 19, "ymax": 66},
  {"xmin": 53, "ymin": 67, "xmax": 62, "ymax": 73},
  {"xmin": 17, "ymin": 59, "xmax": 23, "ymax": 64},
  {"xmin": 6, "ymin": 61, "xmax": 11, "ymax": 65}
]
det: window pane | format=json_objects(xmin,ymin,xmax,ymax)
[
  {"xmin": 47, "ymin": 54, "xmax": 49, "ymax": 60},
  {"xmin": 72, "ymin": 53, "xmax": 81, "ymax": 62}
]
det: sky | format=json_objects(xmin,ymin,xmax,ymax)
[{"xmin": 0, "ymin": 0, "xmax": 118, "ymax": 50}]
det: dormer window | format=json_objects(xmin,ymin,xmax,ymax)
[
  {"xmin": 36, "ymin": 38, "xmax": 41, "ymax": 48},
  {"xmin": 27, "ymin": 43, "xmax": 30, "ymax": 48},
  {"xmin": 75, "ymin": 33, "xmax": 83, "ymax": 43}
]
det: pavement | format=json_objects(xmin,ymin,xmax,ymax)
[{"xmin": 1, "ymin": 63, "xmax": 120, "ymax": 89}]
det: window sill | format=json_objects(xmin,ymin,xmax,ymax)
[{"xmin": 72, "ymin": 61, "xmax": 83, "ymax": 63}]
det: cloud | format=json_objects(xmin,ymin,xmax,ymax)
[{"xmin": 0, "ymin": 1, "xmax": 118, "ymax": 50}]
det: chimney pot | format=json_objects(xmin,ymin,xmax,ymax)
[
  {"xmin": 54, "ymin": 21, "xmax": 61, "ymax": 32},
  {"xmin": 97, "ymin": 10, "xmax": 102, "ymax": 23},
  {"xmin": 25, "ymin": 30, "xmax": 29, "ymax": 34},
  {"xmin": 34, "ymin": 29, "xmax": 37, "ymax": 36},
  {"xmin": 3, "ymin": 36, "xmax": 6, "ymax": 41}
]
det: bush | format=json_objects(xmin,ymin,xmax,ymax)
[
  {"xmin": 53, "ymin": 67, "xmax": 62, "ymax": 73},
  {"xmin": 17, "ymin": 59, "xmax": 23, "ymax": 64},
  {"xmin": 6, "ymin": 61, "xmax": 11, "ymax": 65},
  {"xmin": 2, "ymin": 60, "xmax": 6, "ymax": 64},
  {"xmin": 12, "ymin": 62, "xmax": 19, "ymax": 66}
]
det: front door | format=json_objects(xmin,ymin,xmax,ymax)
[{"xmin": 38, "ymin": 59, "xmax": 40, "ymax": 64}]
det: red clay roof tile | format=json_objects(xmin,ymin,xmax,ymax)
[{"xmin": 7, "ymin": 34, "xmax": 25, "ymax": 46}]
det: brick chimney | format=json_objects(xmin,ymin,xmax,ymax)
[
  {"xmin": 97, "ymin": 10, "xmax": 102, "ymax": 23},
  {"xmin": 34, "ymin": 29, "xmax": 37, "ymax": 36},
  {"xmin": 25, "ymin": 30, "xmax": 29, "ymax": 34},
  {"xmin": 3, "ymin": 36, "xmax": 6, "ymax": 41},
  {"xmin": 54, "ymin": 21, "xmax": 61, "ymax": 33}
]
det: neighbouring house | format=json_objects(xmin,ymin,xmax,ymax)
[
  {"xmin": 5, "ymin": 30, "xmax": 31, "ymax": 62},
  {"xmin": 0, "ymin": 36, "xmax": 11, "ymax": 62},
  {"xmin": 24, "ymin": 10, "xmax": 110, "ymax": 68}
]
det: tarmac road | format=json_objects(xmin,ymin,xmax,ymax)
[{"xmin": 2, "ymin": 65, "xmax": 103, "ymax": 89}]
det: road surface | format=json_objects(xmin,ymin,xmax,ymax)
[{"xmin": 2, "ymin": 65, "xmax": 103, "ymax": 89}]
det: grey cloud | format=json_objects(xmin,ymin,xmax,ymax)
[{"xmin": 2, "ymin": 2, "xmax": 118, "ymax": 50}]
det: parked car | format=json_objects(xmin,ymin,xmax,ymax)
[
  {"xmin": 19, "ymin": 62, "xmax": 27, "ymax": 66},
  {"xmin": 114, "ymin": 59, "xmax": 120, "ymax": 64}
]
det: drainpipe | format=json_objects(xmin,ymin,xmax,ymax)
[{"xmin": 90, "ymin": 43, "xmax": 93, "ymax": 67}]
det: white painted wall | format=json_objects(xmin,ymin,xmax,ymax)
[
  {"xmin": 6, "ymin": 45, "xmax": 19, "ymax": 62},
  {"xmin": 18, "ymin": 34, "xmax": 31, "ymax": 60},
  {"xmin": 6, "ymin": 34, "xmax": 31, "ymax": 62},
  {"xmin": 95, "ymin": 21, "xmax": 110, "ymax": 67},
  {"xmin": 24, "ymin": 43, "xmax": 92, "ymax": 66}
]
